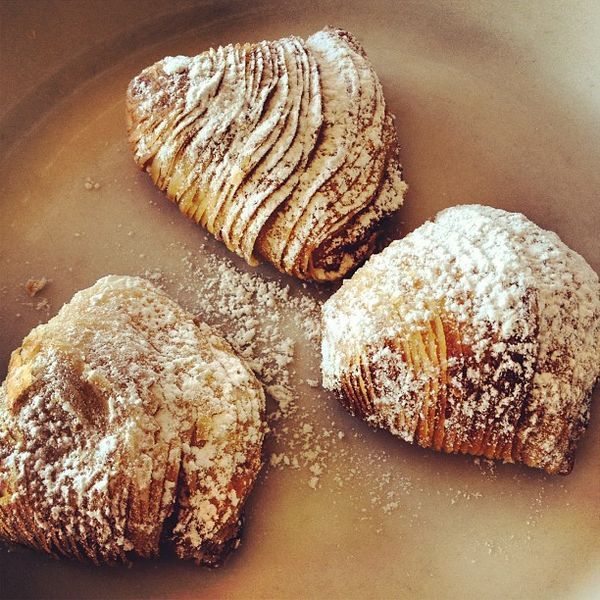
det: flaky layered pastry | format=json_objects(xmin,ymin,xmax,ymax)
[
  {"xmin": 126, "ymin": 27, "xmax": 407, "ymax": 281},
  {"xmin": 321, "ymin": 205, "xmax": 600, "ymax": 474},
  {"xmin": 0, "ymin": 276, "xmax": 265, "ymax": 565}
]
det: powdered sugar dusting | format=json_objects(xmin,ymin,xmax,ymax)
[
  {"xmin": 322, "ymin": 204, "xmax": 600, "ymax": 474},
  {"xmin": 162, "ymin": 55, "xmax": 190, "ymax": 76},
  {"xmin": 0, "ymin": 275, "xmax": 265, "ymax": 564},
  {"xmin": 126, "ymin": 27, "xmax": 407, "ymax": 282}
]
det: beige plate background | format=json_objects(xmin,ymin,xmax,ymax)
[{"xmin": 1, "ymin": 1, "xmax": 599, "ymax": 598}]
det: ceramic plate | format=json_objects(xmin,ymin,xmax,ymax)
[{"xmin": 1, "ymin": 1, "xmax": 598, "ymax": 598}]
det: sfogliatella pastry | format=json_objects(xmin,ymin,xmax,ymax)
[
  {"xmin": 321, "ymin": 205, "xmax": 600, "ymax": 474},
  {"xmin": 0, "ymin": 276, "xmax": 265, "ymax": 565},
  {"xmin": 126, "ymin": 27, "xmax": 407, "ymax": 282}
]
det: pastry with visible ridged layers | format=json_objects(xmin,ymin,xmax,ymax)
[
  {"xmin": 321, "ymin": 205, "xmax": 600, "ymax": 474},
  {"xmin": 0, "ymin": 275, "xmax": 265, "ymax": 565},
  {"xmin": 126, "ymin": 27, "xmax": 407, "ymax": 282}
]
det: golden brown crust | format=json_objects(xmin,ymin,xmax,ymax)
[{"xmin": 0, "ymin": 275, "xmax": 265, "ymax": 564}]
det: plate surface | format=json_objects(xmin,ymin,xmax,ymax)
[{"xmin": 1, "ymin": 1, "xmax": 599, "ymax": 598}]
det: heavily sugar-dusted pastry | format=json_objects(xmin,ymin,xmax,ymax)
[
  {"xmin": 0, "ymin": 276, "xmax": 265, "ymax": 565},
  {"xmin": 126, "ymin": 27, "xmax": 407, "ymax": 282},
  {"xmin": 321, "ymin": 205, "xmax": 600, "ymax": 474}
]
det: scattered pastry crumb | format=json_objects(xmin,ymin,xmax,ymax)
[
  {"xmin": 35, "ymin": 298, "xmax": 50, "ymax": 312},
  {"xmin": 448, "ymin": 487, "xmax": 483, "ymax": 505},
  {"xmin": 473, "ymin": 457, "xmax": 497, "ymax": 478},
  {"xmin": 84, "ymin": 177, "xmax": 101, "ymax": 191},
  {"xmin": 24, "ymin": 277, "xmax": 48, "ymax": 297}
]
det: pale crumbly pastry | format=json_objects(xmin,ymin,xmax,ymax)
[
  {"xmin": 321, "ymin": 205, "xmax": 600, "ymax": 474},
  {"xmin": 126, "ymin": 27, "xmax": 407, "ymax": 282},
  {"xmin": 0, "ymin": 275, "xmax": 265, "ymax": 565}
]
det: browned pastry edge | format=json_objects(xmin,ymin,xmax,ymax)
[{"xmin": 332, "ymin": 300, "xmax": 595, "ymax": 476}]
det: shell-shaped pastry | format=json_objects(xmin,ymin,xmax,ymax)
[
  {"xmin": 0, "ymin": 276, "xmax": 265, "ymax": 565},
  {"xmin": 321, "ymin": 205, "xmax": 600, "ymax": 474},
  {"xmin": 126, "ymin": 27, "xmax": 407, "ymax": 282}
]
